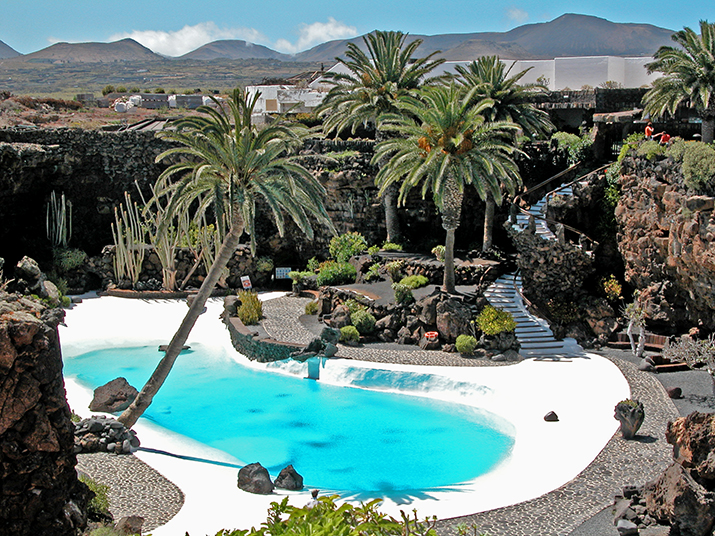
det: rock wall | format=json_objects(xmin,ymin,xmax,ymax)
[
  {"xmin": 616, "ymin": 155, "xmax": 715, "ymax": 331},
  {"xmin": 0, "ymin": 292, "xmax": 89, "ymax": 535}
]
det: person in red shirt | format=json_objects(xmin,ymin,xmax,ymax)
[
  {"xmin": 645, "ymin": 122, "xmax": 654, "ymax": 140},
  {"xmin": 659, "ymin": 132, "xmax": 671, "ymax": 146}
]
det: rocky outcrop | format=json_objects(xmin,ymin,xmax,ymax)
[
  {"xmin": 89, "ymin": 378, "xmax": 138, "ymax": 413},
  {"xmin": 237, "ymin": 462, "xmax": 274, "ymax": 494},
  {"xmin": 73, "ymin": 415, "xmax": 140, "ymax": 454},
  {"xmin": 274, "ymin": 465, "xmax": 304, "ymax": 491},
  {"xmin": 0, "ymin": 291, "xmax": 89, "ymax": 535},
  {"xmin": 616, "ymin": 155, "xmax": 715, "ymax": 331}
]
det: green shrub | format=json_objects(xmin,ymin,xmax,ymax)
[
  {"xmin": 255, "ymin": 256, "xmax": 274, "ymax": 272},
  {"xmin": 381, "ymin": 241, "xmax": 402, "ymax": 251},
  {"xmin": 329, "ymin": 232, "xmax": 367, "ymax": 262},
  {"xmin": 476, "ymin": 305, "xmax": 516, "ymax": 335},
  {"xmin": 431, "ymin": 245, "xmax": 445, "ymax": 262},
  {"xmin": 385, "ymin": 260, "xmax": 404, "ymax": 282},
  {"xmin": 682, "ymin": 142, "xmax": 715, "ymax": 192},
  {"xmin": 79, "ymin": 474, "xmax": 110, "ymax": 519},
  {"xmin": 551, "ymin": 131, "xmax": 593, "ymax": 165},
  {"xmin": 316, "ymin": 261, "xmax": 357, "ymax": 286},
  {"xmin": 54, "ymin": 248, "xmax": 87, "ymax": 271},
  {"xmin": 237, "ymin": 290, "xmax": 263, "ymax": 325},
  {"xmin": 618, "ymin": 132, "xmax": 645, "ymax": 162},
  {"xmin": 666, "ymin": 138, "xmax": 690, "ymax": 161},
  {"xmin": 399, "ymin": 274, "xmax": 429, "ymax": 289},
  {"xmin": 343, "ymin": 299, "xmax": 366, "ymax": 315},
  {"xmin": 636, "ymin": 140, "xmax": 665, "ymax": 161},
  {"xmin": 392, "ymin": 282, "xmax": 414, "ymax": 305},
  {"xmin": 601, "ymin": 274, "xmax": 622, "ymax": 302},
  {"xmin": 364, "ymin": 263, "xmax": 382, "ymax": 282},
  {"xmin": 367, "ymin": 245, "xmax": 380, "ymax": 256},
  {"xmin": 288, "ymin": 270, "xmax": 314, "ymax": 283},
  {"xmin": 339, "ymin": 325, "xmax": 360, "ymax": 343},
  {"xmin": 304, "ymin": 301, "xmax": 319, "ymax": 315},
  {"xmin": 306, "ymin": 257, "xmax": 320, "ymax": 272},
  {"xmin": 455, "ymin": 334, "xmax": 477, "ymax": 354},
  {"xmin": 350, "ymin": 309, "xmax": 376, "ymax": 335}
]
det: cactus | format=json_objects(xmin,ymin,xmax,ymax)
[{"xmin": 46, "ymin": 191, "xmax": 72, "ymax": 248}]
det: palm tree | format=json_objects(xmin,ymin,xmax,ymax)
[
  {"xmin": 455, "ymin": 56, "xmax": 554, "ymax": 251},
  {"xmin": 644, "ymin": 20, "xmax": 715, "ymax": 143},
  {"xmin": 317, "ymin": 30, "xmax": 445, "ymax": 243},
  {"xmin": 374, "ymin": 84, "xmax": 522, "ymax": 293},
  {"xmin": 118, "ymin": 88, "xmax": 334, "ymax": 429}
]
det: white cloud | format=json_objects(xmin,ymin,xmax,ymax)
[
  {"xmin": 109, "ymin": 22, "xmax": 270, "ymax": 57},
  {"xmin": 506, "ymin": 7, "xmax": 530, "ymax": 24},
  {"xmin": 274, "ymin": 18, "xmax": 358, "ymax": 54}
]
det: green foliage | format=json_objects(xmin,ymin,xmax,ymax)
[
  {"xmin": 399, "ymin": 274, "xmax": 429, "ymax": 289},
  {"xmin": 681, "ymin": 142, "xmax": 715, "ymax": 192},
  {"xmin": 237, "ymin": 290, "xmax": 263, "ymax": 325},
  {"xmin": 46, "ymin": 191, "xmax": 72, "ymax": 249},
  {"xmin": 618, "ymin": 132, "xmax": 645, "ymax": 162},
  {"xmin": 316, "ymin": 261, "xmax": 357, "ymax": 286},
  {"xmin": 455, "ymin": 334, "xmax": 477, "ymax": 354},
  {"xmin": 54, "ymin": 247, "xmax": 87, "ymax": 271},
  {"xmin": 350, "ymin": 309, "xmax": 376, "ymax": 335},
  {"xmin": 551, "ymin": 131, "xmax": 593, "ymax": 165},
  {"xmin": 547, "ymin": 299, "xmax": 580, "ymax": 324},
  {"xmin": 601, "ymin": 274, "xmax": 622, "ymax": 302},
  {"xmin": 70, "ymin": 410, "xmax": 81, "ymax": 423},
  {"xmin": 88, "ymin": 527, "xmax": 125, "ymax": 536},
  {"xmin": 381, "ymin": 241, "xmax": 403, "ymax": 251},
  {"xmin": 476, "ymin": 305, "xmax": 516, "ymax": 335},
  {"xmin": 289, "ymin": 271, "xmax": 314, "ymax": 283},
  {"xmin": 663, "ymin": 334, "xmax": 715, "ymax": 376},
  {"xmin": 339, "ymin": 325, "xmax": 361, "ymax": 343},
  {"xmin": 79, "ymin": 474, "xmax": 110, "ymax": 519},
  {"xmin": 391, "ymin": 282, "xmax": 415, "ymax": 305},
  {"xmin": 367, "ymin": 245, "xmax": 381, "ymax": 256},
  {"xmin": 102, "ymin": 85, "xmax": 115, "ymax": 96},
  {"xmin": 454, "ymin": 522, "xmax": 492, "ymax": 536},
  {"xmin": 306, "ymin": 257, "xmax": 320, "ymax": 272},
  {"xmin": 343, "ymin": 299, "xmax": 367, "ymax": 315},
  {"xmin": 364, "ymin": 263, "xmax": 382, "ymax": 282},
  {"xmin": 255, "ymin": 257, "xmax": 274, "ymax": 273},
  {"xmin": 304, "ymin": 301, "xmax": 319, "ymax": 315},
  {"xmin": 329, "ymin": 232, "xmax": 367, "ymax": 263},
  {"xmin": 431, "ymin": 245, "xmax": 446, "ymax": 262},
  {"xmin": 635, "ymin": 140, "xmax": 665, "ymax": 161},
  {"xmin": 323, "ymin": 150, "xmax": 360, "ymax": 161},
  {"xmin": 666, "ymin": 138, "xmax": 690, "ymax": 161},
  {"xmin": 385, "ymin": 260, "xmax": 404, "ymax": 283}
]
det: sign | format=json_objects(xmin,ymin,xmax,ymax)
[
  {"xmin": 240, "ymin": 276, "xmax": 252, "ymax": 289},
  {"xmin": 275, "ymin": 267, "xmax": 292, "ymax": 280}
]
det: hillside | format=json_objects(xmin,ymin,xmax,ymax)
[
  {"xmin": 11, "ymin": 38, "xmax": 163, "ymax": 63},
  {"xmin": 0, "ymin": 40, "xmax": 20, "ymax": 59},
  {"xmin": 180, "ymin": 40, "xmax": 287, "ymax": 60}
]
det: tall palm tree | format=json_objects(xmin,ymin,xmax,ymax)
[
  {"xmin": 455, "ymin": 56, "xmax": 554, "ymax": 251},
  {"xmin": 644, "ymin": 20, "xmax": 715, "ymax": 143},
  {"xmin": 317, "ymin": 30, "xmax": 445, "ymax": 243},
  {"xmin": 374, "ymin": 84, "xmax": 522, "ymax": 293},
  {"xmin": 118, "ymin": 88, "xmax": 334, "ymax": 429}
]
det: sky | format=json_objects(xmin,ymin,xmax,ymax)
[{"xmin": 1, "ymin": 0, "xmax": 713, "ymax": 56}]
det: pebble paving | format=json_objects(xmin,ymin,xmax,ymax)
[{"xmin": 76, "ymin": 451, "xmax": 184, "ymax": 531}]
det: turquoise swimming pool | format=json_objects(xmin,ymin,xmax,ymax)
[{"xmin": 64, "ymin": 344, "xmax": 514, "ymax": 493}]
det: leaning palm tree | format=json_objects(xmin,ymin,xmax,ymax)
[
  {"xmin": 455, "ymin": 56, "xmax": 553, "ymax": 251},
  {"xmin": 374, "ymin": 84, "xmax": 522, "ymax": 293},
  {"xmin": 317, "ymin": 30, "xmax": 445, "ymax": 243},
  {"xmin": 644, "ymin": 20, "xmax": 715, "ymax": 143},
  {"xmin": 118, "ymin": 88, "xmax": 334, "ymax": 429}
]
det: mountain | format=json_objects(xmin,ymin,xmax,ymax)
[
  {"xmin": 291, "ymin": 14, "xmax": 674, "ymax": 62},
  {"xmin": 9, "ymin": 38, "xmax": 163, "ymax": 63},
  {"xmin": 0, "ymin": 40, "xmax": 20, "ymax": 59},
  {"xmin": 179, "ymin": 39, "xmax": 288, "ymax": 60}
]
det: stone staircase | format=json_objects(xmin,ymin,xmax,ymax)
[{"xmin": 486, "ymin": 181, "xmax": 586, "ymax": 360}]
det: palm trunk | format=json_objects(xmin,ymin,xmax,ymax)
[
  {"xmin": 383, "ymin": 183, "xmax": 402, "ymax": 244},
  {"xmin": 482, "ymin": 192, "xmax": 495, "ymax": 252},
  {"xmin": 118, "ymin": 213, "xmax": 244, "ymax": 429},
  {"xmin": 443, "ymin": 228, "xmax": 456, "ymax": 293},
  {"xmin": 702, "ymin": 115, "xmax": 714, "ymax": 144}
]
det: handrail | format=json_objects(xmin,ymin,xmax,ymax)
[
  {"xmin": 510, "ymin": 269, "xmax": 554, "ymax": 325},
  {"xmin": 519, "ymin": 162, "xmax": 581, "ymax": 200},
  {"xmin": 510, "ymin": 163, "xmax": 614, "ymax": 248}
]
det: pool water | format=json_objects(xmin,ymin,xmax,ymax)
[{"xmin": 64, "ymin": 344, "xmax": 514, "ymax": 493}]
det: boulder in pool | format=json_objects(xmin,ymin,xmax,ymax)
[
  {"xmin": 89, "ymin": 377, "xmax": 138, "ymax": 413},
  {"xmin": 238, "ymin": 462, "xmax": 274, "ymax": 494},
  {"xmin": 274, "ymin": 464, "xmax": 304, "ymax": 490}
]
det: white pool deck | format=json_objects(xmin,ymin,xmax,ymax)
[{"xmin": 60, "ymin": 294, "xmax": 630, "ymax": 536}]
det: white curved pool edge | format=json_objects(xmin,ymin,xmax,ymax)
[{"xmin": 61, "ymin": 295, "xmax": 630, "ymax": 536}]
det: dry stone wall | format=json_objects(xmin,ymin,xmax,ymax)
[
  {"xmin": 616, "ymin": 155, "xmax": 715, "ymax": 331},
  {"xmin": 0, "ymin": 292, "xmax": 89, "ymax": 535}
]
